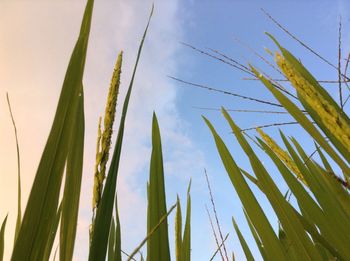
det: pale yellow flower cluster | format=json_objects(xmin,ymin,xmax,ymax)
[
  {"xmin": 257, "ymin": 128, "xmax": 307, "ymax": 185},
  {"xmin": 275, "ymin": 52, "xmax": 350, "ymax": 152},
  {"xmin": 92, "ymin": 51, "xmax": 123, "ymax": 210}
]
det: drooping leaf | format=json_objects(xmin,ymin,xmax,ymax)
[{"xmin": 11, "ymin": 1, "xmax": 94, "ymax": 259}]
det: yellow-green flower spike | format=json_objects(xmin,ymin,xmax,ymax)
[
  {"xmin": 92, "ymin": 51, "xmax": 123, "ymax": 211},
  {"xmin": 92, "ymin": 117, "xmax": 102, "ymax": 210},
  {"xmin": 275, "ymin": 52, "xmax": 350, "ymax": 152},
  {"xmin": 257, "ymin": 128, "xmax": 307, "ymax": 186}
]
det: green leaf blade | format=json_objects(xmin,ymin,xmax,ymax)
[
  {"xmin": 147, "ymin": 113, "xmax": 171, "ymax": 261},
  {"xmin": 181, "ymin": 181, "xmax": 191, "ymax": 261},
  {"xmin": 232, "ymin": 217, "xmax": 254, "ymax": 261},
  {"xmin": 0, "ymin": 215, "xmax": 8, "ymax": 261},
  {"xmin": 11, "ymin": 1, "xmax": 94, "ymax": 260},
  {"xmin": 60, "ymin": 94, "xmax": 85, "ymax": 261}
]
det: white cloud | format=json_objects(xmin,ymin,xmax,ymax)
[{"xmin": 0, "ymin": 0, "xmax": 204, "ymax": 260}]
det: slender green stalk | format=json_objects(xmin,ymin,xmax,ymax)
[{"xmin": 6, "ymin": 93, "xmax": 21, "ymax": 244}]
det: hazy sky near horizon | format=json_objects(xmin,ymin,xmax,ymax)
[{"xmin": 1, "ymin": 0, "xmax": 349, "ymax": 260}]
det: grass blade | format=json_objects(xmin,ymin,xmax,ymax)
[
  {"xmin": 11, "ymin": 1, "xmax": 94, "ymax": 259},
  {"xmin": 232, "ymin": 217, "xmax": 254, "ymax": 261},
  {"xmin": 88, "ymin": 6, "xmax": 153, "ymax": 260},
  {"xmin": 114, "ymin": 200, "xmax": 122, "ymax": 261},
  {"xmin": 147, "ymin": 113, "xmax": 171, "ymax": 261},
  {"xmin": 0, "ymin": 215, "xmax": 8, "ymax": 261},
  {"xmin": 181, "ymin": 181, "xmax": 191, "ymax": 261},
  {"xmin": 60, "ymin": 94, "xmax": 85, "ymax": 261},
  {"xmin": 108, "ymin": 219, "xmax": 116, "ymax": 261},
  {"xmin": 243, "ymin": 210, "xmax": 268, "ymax": 261},
  {"xmin": 43, "ymin": 203, "xmax": 62, "ymax": 261},
  {"xmin": 175, "ymin": 196, "xmax": 182, "ymax": 261},
  {"xmin": 6, "ymin": 94, "xmax": 21, "ymax": 244}
]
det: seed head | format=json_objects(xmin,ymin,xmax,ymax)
[
  {"xmin": 275, "ymin": 52, "xmax": 350, "ymax": 152},
  {"xmin": 257, "ymin": 128, "xmax": 307, "ymax": 186}
]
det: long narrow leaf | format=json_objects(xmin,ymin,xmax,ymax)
[
  {"xmin": 43, "ymin": 204, "xmax": 62, "ymax": 261},
  {"xmin": 114, "ymin": 200, "xmax": 122, "ymax": 261},
  {"xmin": 147, "ymin": 113, "xmax": 171, "ymax": 261},
  {"xmin": 243, "ymin": 210, "xmax": 268, "ymax": 261},
  {"xmin": 60, "ymin": 94, "xmax": 85, "ymax": 261},
  {"xmin": 181, "ymin": 181, "xmax": 191, "ymax": 261},
  {"xmin": 108, "ymin": 219, "xmax": 116, "ymax": 261},
  {"xmin": 0, "ymin": 215, "xmax": 8, "ymax": 261},
  {"xmin": 11, "ymin": 1, "xmax": 94, "ymax": 259},
  {"xmin": 6, "ymin": 94, "xmax": 21, "ymax": 244},
  {"xmin": 232, "ymin": 217, "xmax": 254, "ymax": 261},
  {"xmin": 175, "ymin": 196, "xmax": 182, "ymax": 261}
]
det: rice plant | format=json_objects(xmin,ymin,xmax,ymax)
[
  {"xmin": 204, "ymin": 35, "xmax": 350, "ymax": 261},
  {"xmin": 2, "ymin": 0, "xmax": 349, "ymax": 260}
]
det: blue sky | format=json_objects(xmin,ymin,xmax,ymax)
[{"xmin": 0, "ymin": 0, "xmax": 349, "ymax": 260}]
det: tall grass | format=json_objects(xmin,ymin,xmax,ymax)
[
  {"xmin": 2, "ymin": 1, "xmax": 191, "ymax": 261},
  {"xmin": 2, "ymin": 1, "xmax": 349, "ymax": 261},
  {"xmin": 204, "ymin": 35, "xmax": 350, "ymax": 260}
]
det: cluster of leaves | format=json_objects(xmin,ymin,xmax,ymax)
[{"xmin": 204, "ymin": 36, "xmax": 350, "ymax": 260}]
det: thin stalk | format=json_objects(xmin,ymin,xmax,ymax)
[
  {"xmin": 127, "ymin": 204, "xmax": 176, "ymax": 261},
  {"xmin": 6, "ymin": 93, "xmax": 21, "ymax": 243},
  {"xmin": 209, "ymin": 234, "xmax": 230, "ymax": 261},
  {"xmin": 240, "ymin": 121, "xmax": 300, "ymax": 131},
  {"xmin": 261, "ymin": 8, "xmax": 350, "ymax": 81},
  {"xmin": 338, "ymin": 17, "xmax": 343, "ymax": 109},
  {"xmin": 169, "ymin": 76, "xmax": 283, "ymax": 108},
  {"xmin": 205, "ymin": 205, "xmax": 225, "ymax": 261},
  {"xmin": 205, "ymin": 170, "xmax": 229, "ymax": 261},
  {"xmin": 232, "ymin": 36, "xmax": 284, "ymax": 77},
  {"xmin": 181, "ymin": 42, "xmax": 254, "ymax": 76},
  {"xmin": 193, "ymin": 106, "xmax": 290, "ymax": 114},
  {"xmin": 243, "ymin": 78, "xmax": 350, "ymax": 84}
]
